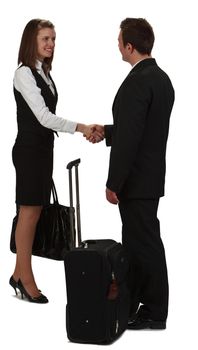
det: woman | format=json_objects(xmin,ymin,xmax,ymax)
[{"xmin": 10, "ymin": 19, "xmax": 97, "ymax": 303}]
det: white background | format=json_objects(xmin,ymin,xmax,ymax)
[{"xmin": 0, "ymin": 0, "xmax": 197, "ymax": 349}]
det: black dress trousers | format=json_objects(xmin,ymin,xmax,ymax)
[{"xmin": 119, "ymin": 198, "xmax": 169, "ymax": 321}]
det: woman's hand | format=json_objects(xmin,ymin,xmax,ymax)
[{"xmin": 76, "ymin": 123, "xmax": 104, "ymax": 143}]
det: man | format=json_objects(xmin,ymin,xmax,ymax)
[{"xmin": 89, "ymin": 18, "xmax": 174, "ymax": 330}]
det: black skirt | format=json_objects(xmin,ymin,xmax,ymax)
[{"xmin": 12, "ymin": 137, "xmax": 54, "ymax": 206}]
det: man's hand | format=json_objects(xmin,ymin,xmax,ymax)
[
  {"xmin": 84, "ymin": 124, "xmax": 104, "ymax": 143},
  {"xmin": 106, "ymin": 188, "xmax": 119, "ymax": 205}
]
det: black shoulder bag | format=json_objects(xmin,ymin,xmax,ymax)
[{"xmin": 10, "ymin": 180, "xmax": 75, "ymax": 260}]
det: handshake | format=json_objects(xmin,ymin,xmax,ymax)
[{"xmin": 77, "ymin": 124, "xmax": 105, "ymax": 144}]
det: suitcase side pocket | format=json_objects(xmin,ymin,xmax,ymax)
[{"xmin": 105, "ymin": 266, "xmax": 130, "ymax": 341}]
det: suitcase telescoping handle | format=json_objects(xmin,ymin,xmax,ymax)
[{"xmin": 66, "ymin": 159, "xmax": 82, "ymax": 247}]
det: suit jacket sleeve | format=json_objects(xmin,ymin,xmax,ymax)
[
  {"xmin": 106, "ymin": 76, "xmax": 151, "ymax": 193},
  {"xmin": 104, "ymin": 125, "xmax": 114, "ymax": 146}
]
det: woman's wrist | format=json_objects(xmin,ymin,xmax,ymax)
[{"xmin": 76, "ymin": 123, "xmax": 86, "ymax": 134}]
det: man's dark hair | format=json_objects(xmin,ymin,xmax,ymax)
[{"xmin": 120, "ymin": 18, "xmax": 155, "ymax": 55}]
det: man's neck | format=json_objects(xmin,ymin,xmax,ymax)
[{"xmin": 130, "ymin": 54, "xmax": 152, "ymax": 67}]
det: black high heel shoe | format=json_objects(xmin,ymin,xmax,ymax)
[
  {"xmin": 9, "ymin": 276, "xmax": 42, "ymax": 296},
  {"xmin": 9, "ymin": 276, "xmax": 19, "ymax": 295},
  {"xmin": 17, "ymin": 279, "xmax": 48, "ymax": 304}
]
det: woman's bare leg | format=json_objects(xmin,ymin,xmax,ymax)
[{"xmin": 12, "ymin": 205, "xmax": 43, "ymax": 297}]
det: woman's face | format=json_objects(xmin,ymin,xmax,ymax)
[{"xmin": 37, "ymin": 27, "xmax": 56, "ymax": 61}]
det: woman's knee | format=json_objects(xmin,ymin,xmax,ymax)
[{"xmin": 18, "ymin": 205, "xmax": 42, "ymax": 222}]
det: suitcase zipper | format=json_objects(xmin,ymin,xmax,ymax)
[
  {"xmin": 115, "ymin": 319, "xmax": 119, "ymax": 334},
  {"xmin": 109, "ymin": 272, "xmax": 119, "ymax": 336}
]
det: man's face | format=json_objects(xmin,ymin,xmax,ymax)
[{"xmin": 118, "ymin": 30, "xmax": 131, "ymax": 62}]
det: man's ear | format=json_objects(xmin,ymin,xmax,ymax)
[{"xmin": 126, "ymin": 43, "xmax": 134, "ymax": 54}]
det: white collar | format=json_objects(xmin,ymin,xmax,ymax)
[
  {"xmin": 35, "ymin": 60, "xmax": 43, "ymax": 72},
  {"xmin": 131, "ymin": 59, "xmax": 142, "ymax": 69}
]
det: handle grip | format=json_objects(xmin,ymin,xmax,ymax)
[{"xmin": 67, "ymin": 159, "xmax": 81, "ymax": 170}]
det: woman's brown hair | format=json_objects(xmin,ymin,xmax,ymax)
[{"xmin": 18, "ymin": 19, "xmax": 55, "ymax": 73}]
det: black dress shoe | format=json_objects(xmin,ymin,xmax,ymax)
[{"xmin": 128, "ymin": 315, "xmax": 166, "ymax": 330}]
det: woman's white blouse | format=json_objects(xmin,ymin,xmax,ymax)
[{"xmin": 13, "ymin": 61, "xmax": 77, "ymax": 134}]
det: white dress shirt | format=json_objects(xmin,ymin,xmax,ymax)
[{"xmin": 13, "ymin": 60, "xmax": 77, "ymax": 134}]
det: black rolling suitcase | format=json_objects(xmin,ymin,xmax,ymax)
[{"xmin": 64, "ymin": 159, "xmax": 130, "ymax": 344}]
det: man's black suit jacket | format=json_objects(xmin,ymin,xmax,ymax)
[{"xmin": 105, "ymin": 58, "xmax": 175, "ymax": 199}]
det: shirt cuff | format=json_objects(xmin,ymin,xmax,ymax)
[{"xmin": 64, "ymin": 120, "xmax": 77, "ymax": 134}]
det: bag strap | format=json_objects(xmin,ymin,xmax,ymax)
[{"xmin": 51, "ymin": 179, "xmax": 59, "ymax": 203}]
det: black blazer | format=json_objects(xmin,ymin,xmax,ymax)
[{"xmin": 105, "ymin": 58, "xmax": 175, "ymax": 199}]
